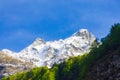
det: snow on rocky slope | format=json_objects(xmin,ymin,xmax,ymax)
[
  {"xmin": 1, "ymin": 29, "xmax": 95, "ymax": 68},
  {"xmin": 0, "ymin": 52, "xmax": 34, "ymax": 78}
]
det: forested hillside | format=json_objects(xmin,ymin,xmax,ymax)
[{"xmin": 2, "ymin": 23, "xmax": 120, "ymax": 80}]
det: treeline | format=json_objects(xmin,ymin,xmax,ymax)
[{"xmin": 2, "ymin": 23, "xmax": 120, "ymax": 80}]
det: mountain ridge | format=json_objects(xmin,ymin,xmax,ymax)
[
  {"xmin": 2, "ymin": 23, "xmax": 120, "ymax": 80},
  {"xmin": 1, "ymin": 29, "xmax": 95, "ymax": 68},
  {"xmin": 0, "ymin": 29, "xmax": 95, "ymax": 79}
]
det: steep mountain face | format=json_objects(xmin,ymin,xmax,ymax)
[
  {"xmin": 86, "ymin": 24, "xmax": 120, "ymax": 80},
  {"xmin": 0, "ymin": 52, "xmax": 34, "ymax": 79},
  {"xmin": 1, "ymin": 29, "xmax": 95, "ymax": 69},
  {"xmin": 2, "ymin": 24, "xmax": 120, "ymax": 80},
  {"xmin": 86, "ymin": 49, "xmax": 120, "ymax": 80}
]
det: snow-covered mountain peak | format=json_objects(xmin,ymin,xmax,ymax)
[
  {"xmin": 1, "ymin": 49, "xmax": 16, "ymax": 56},
  {"xmin": 73, "ymin": 29, "xmax": 89, "ymax": 37},
  {"xmin": 32, "ymin": 37, "xmax": 45, "ymax": 46},
  {"xmin": 1, "ymin": 29, "xmax": 95, "ymax": 68},
  {"xmin": 1, "ymin": 49, "xmax": 18, "ymax": 60},
  {"xmin": 72, "ymin": 29, "xmax": 94, "ymax": 42}
]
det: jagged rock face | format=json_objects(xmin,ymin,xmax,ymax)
[
  {"xmin": 0, "ymin": 52, "xmax": 34, "ymax": 79},
  {"xmin": 1, "ymin": 29, "xmax": 95, "ymax": 68}
]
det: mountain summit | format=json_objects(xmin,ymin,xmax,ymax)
[
  {"xmin": 32, "ymin": 37, "xmax": 45, "ymax": 46},
  {"xmin": 2, "ymin": 24, "xmax": 120, "ymax": 80},
  {"xmin": 73, "ymin": 29, "xmax": 89, "ymax": 36},
  {"xmin": 1, "ymin": 29, "xmax": 95, "ymax": 68}
]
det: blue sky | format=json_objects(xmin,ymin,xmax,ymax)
[{"xmin": 0, "ymin": 0, "xmax": 120, "ymax": 52}]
